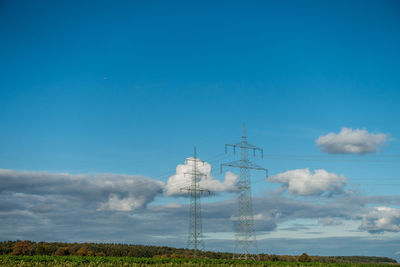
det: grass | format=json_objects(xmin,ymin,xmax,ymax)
[{"xmin": 1, "ymin": 255, "xmax": 398, "ymax": 267}]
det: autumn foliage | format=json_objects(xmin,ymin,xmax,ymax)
[
  {"xmin": 0, "ymin": 241, "xmax": 396, "ymax": 264},
  {"xmin": 10, "ymin": 241, "xmax": 32, "ymax": 256}
]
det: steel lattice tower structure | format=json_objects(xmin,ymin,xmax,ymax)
[
  {"xmin": 181, "ymin": 147, "xmax": 210, "ymax": 255},
  {"xmin": 221, "ymin": 124, "xmax": 268, "ymax": 260}
]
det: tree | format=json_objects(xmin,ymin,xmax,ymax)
[
  {"xmin": 36, "ymin": 242, "xmax": 53, "ymax": 255},
  {"xmin": 54, "ymin": 247, "xmax": 70, "ymax": 256},
  {"xmin": 11, "ymin": 241, "xmax": 32, "ymax": 255},
  {"xmin": 77, "ymin": 246, "xmax": 88, "ymax": 256},
  {"xmin": 270, "ymin": 254, "xmax": 279, "ymax": 261},
  {"xmin": 298, "ymin": 253, "xmax": 311, "ymax": 262}
]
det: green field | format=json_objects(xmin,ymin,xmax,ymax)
[{"xmin": 1, "ymin": 255, "xmax": 398, "ymax": 267}]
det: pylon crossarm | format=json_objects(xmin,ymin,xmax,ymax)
[
  {"xmin": 221, "ymin": 160, "xmax": 267, "ymax": 171},
  {"xmin": 181, "ymin": 187, "xmax": 210, "ymax": 195},
  {"xmin": 186, "ymin": 157, "xmax": 205, "ymax": 164},
  {"xmin": 226, "ymin": 142, "xmax": 263, "ymax": 150},
  {"xmin": 184, "ymin": 172, "xmax": 207, "ymax": 178}
]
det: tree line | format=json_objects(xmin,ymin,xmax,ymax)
[{"xmin": 0, "ymin": 241, "xmax": 396, "ymax": 264}]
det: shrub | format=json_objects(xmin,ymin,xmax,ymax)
[
  {"xmin": 298, "ymin": 253, "xmax": 311, "ymax": 262},
  {"xmin": 11, "ymin": 241, "xmax": 32, "ymax": 255}
]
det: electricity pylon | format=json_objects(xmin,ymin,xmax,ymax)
[
  {"xmin": 221, "ymin": 124, "xmax": 268, "ymax": 260},
  {"xmin": 181, "ymin": 147, "xmax": 210, "ymax": 255}
]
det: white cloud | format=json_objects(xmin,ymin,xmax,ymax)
[
  {"xmin": 316, "ymin": 127, "xmax": 387, "ymax": 154},
  {"xmin": 3, "ymin": 167, "xmax": 400, "ymax": 246},
  {"xmin": 97, "ymin": 194, "xmax": 148, "ymax": 212},
  {"xmin": 0, "ymin": 169, "xmax": 164, "ymax": 212},
  {"xmin": 267, "ymin": 168, "xmax": 347, "ymax": 196},
  {"xmin": 253, "ymin": 210, "xmax": 281, "ymax": 222},
  {"xmin": 359, "ymin": 206, "xmax": 400, "ymax": 233},
  {"xmin": 165, "ymin": 157, "xmax": 238, "ymax": 196}
]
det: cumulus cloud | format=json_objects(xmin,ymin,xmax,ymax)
[
  {"xmin": 165, "ymin": 157, "xmax": 238, "ymax": 196},
  {"xmin": 267, "ymin": 168, "xmax": 347, "ymax": 196},
  {"xmin": 359, "ymin": 206, "xmax": 400, "ymax": 234},
  {"xmin": 316, "ymin": 127, "xmax": 387, "ymax": 154},
  {"xmin": 2, "ymin": 167, "xmax": 400, "ymax": 249},
  {"xmin": 0, "ymin": 169, "xmax": 164, "ymax": 212}
]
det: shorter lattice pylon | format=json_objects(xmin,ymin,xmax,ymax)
[{"xmin": 180, "ymin": 147, "xmax": 210, "ymax": 255}]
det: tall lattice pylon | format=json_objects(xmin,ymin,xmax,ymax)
[
  {"xmin": 221, "ymin": 124, "xmax": 268, "ymax": 260},
  {"xmin": 181, "ymin": 147, "xmax": 210, "ymax": 255}
]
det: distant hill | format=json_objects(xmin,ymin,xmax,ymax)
[{"xmin": 0, "ymin": 241, "xmax": 396, "ymax": 264}]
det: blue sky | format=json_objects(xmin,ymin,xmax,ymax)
[{"xmin": 1, "ymin": 0, "xmax": 400, "ymax": 261}]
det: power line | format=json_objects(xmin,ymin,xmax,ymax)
[{"xmin": 261, "ymin": 154, "xmax": 400, "ymax": 163}]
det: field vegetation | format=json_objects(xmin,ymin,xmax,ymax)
[{"xmin": 0, "ymin": 241, "xmax": 397, "ymax": 266}]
